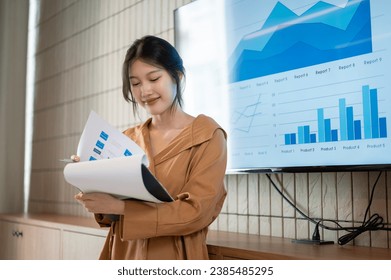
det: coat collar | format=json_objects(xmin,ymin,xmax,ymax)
[{"xmin": 129, "ymin": 114, "xmax": 226, "ymax": 165}]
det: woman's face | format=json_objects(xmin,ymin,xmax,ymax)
[{"xmin": 129, "ymin": 59, "xmax": 177, "ymax": 116}]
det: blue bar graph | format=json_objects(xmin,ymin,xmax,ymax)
[
  {"xmin": 284, "ymin": 85, "xmax": 388, "ymax": 145},
  {"xmin": 379, "ymin": 118, "xmax": 387, "ymax": 138},
  {"xmin": 339, "ymin": 99, "xmax": 348, "ymax": 141},
  {"xmin": 370, "ymin": 88, "xmax": 379, "ymax": 138},
  {"xmin": 362, "ymin": 85, "xmax": 372, "ymax": 138},
  {"xmin": 354, "ymin": 120, "xmax": 362, "ymax": 140},
  {"xmin": 317, "ymin": 109, "xmax": 325, "ymax": 142},
  {"xmin": 346, "ymin": 107, "xmax": 354, "ymax": 140}
]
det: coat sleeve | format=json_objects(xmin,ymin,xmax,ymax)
[{"xmin": 119, "ymin": 128, "xmax": 227, "ymax": 240}]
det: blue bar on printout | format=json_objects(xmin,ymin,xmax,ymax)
[
  {"xmin": 100, "ymin": 131, "xmax": 109, "ymax": 141},
  {"xmin": 96, "ymin": 140, "xmax": 105, "ymax": 149},
  {"xmin": 124, "ymin": 149, "xmax": 132, "ymax": 156}
]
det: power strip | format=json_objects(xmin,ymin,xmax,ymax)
[{"xmin": 292, "ymin": 239, "xmax": 334, "ymax": 245}]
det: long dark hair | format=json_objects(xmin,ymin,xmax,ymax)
[{"xmin": 122, "ymin": 35, "xmax": 185, "ymax": 114}]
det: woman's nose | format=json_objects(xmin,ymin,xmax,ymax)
[{"xmin": 140, "ymin": 83, "xmax": 152, "ymax": 96}]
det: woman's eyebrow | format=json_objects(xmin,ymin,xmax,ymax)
[{"xmin": 129, "ymin": 69, "xmax": 163, "ymax": 79}]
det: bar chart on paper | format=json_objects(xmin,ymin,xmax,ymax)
[{"xmin": 284, "ymin": 84, "xmax": 388, "ymax": 145}]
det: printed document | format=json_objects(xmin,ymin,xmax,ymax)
[{"xmin": 63, "ymin": 111, "xmax": 173, "ymax": 203}]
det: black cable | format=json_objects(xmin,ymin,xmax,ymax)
[
  {"xmin": 337, "ymin": 171, "xmax": 388, "ymax": 245},
  {"xmin": 312, "ymin": 221, "xmax": 321, "ymax": 241},
  {"xmin": 337, "ymin": 213, "xmax": 385, "ymax": 245},
  {"xmin": 265, "ymin": 171, "xmax": 391, "ymax": 245},
  {"xmin": 265, "ymin": 173, "xmax": 318, "ymax": 225}
]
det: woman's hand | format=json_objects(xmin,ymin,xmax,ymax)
[
  {"xmin": 70, "ymin": 155, "xmax": 80, "ymax": 162},
  {"xmin": 74, "ymin": 192, "xmax": 125, "ymax": 215}
]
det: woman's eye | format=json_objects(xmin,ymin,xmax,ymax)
[{"xmin": 150, "ymin": 76, "xmax": 160, "ymax": 82}]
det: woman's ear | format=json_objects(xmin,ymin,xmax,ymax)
[{"xmin": 178, "ymin": 71, "xmax": 185, "ymax": 85}]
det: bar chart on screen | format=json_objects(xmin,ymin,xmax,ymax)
[
  {"xmin": 283, "ymin": 84, "xmax": 388, "ymax": 146},
  {"xmin": 176, "ymin": 0, "xmax": 391, "ymax": 170}
]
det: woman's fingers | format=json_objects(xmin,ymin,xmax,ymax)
[
  {"xmin": 70, "ymin": 155, "xmax": 80, "ymax": 162},
  {"xmin": 74, "ymin": 192, "xmax": 125, "ymax": 215}
]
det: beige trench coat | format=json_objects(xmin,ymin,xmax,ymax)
[{"xmin": 95, "ymin": 114, "xmax": 227, "ymax": 259}]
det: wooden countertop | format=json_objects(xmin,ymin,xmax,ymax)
[
  {"xmin": 0, "ymin": 213, "xmax": 108, "ymax": 236},
  {"xmin": 206, "ymin": 230, "xmax": 391, "ymax": 260},
  {"xmin": 1, "ymin": 213, "xmax": 390, "ymax": 259}
]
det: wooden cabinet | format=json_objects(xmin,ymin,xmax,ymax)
[
  {"xmin": 0, "ymin": 220, "xmax": 61, "ymax": 259},
  {"xmin": 0, "ymin": 220, "xmax": 22, "ymax": 259},
  {"xmin": 0, "ymin": 214, "xmax": 107, "ymax": 260},
  {"xmin": 62, "ymin": 230, "xmax": 105, "ymax": 259}
]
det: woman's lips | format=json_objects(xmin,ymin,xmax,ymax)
[{"xmin": 144, "ymin": 97, "xmax": 159, "ymax": 105}]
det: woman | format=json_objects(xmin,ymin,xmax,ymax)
[{"xmin": 74, "ymin": 35, "xmax": 227, "ymax": 260}]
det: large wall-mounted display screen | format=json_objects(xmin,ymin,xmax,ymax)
[{"xmin": 174, "ymin": 0, "xmax": 391, "ymax": 172}]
